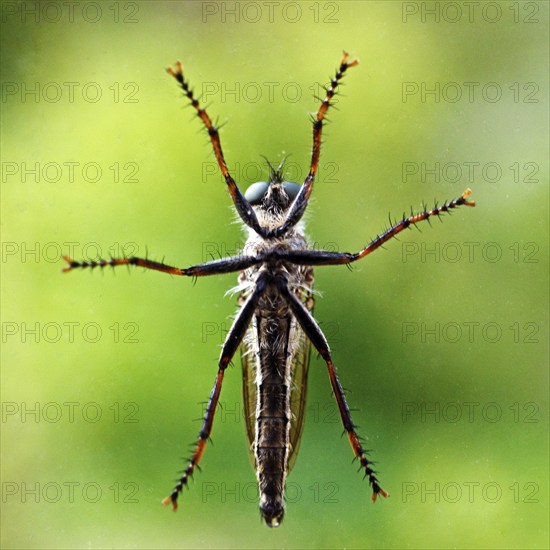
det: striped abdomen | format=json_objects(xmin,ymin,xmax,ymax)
[
  {"xmin": 240, "ymin": 265, "xmax": 313, "ymax": 527},
  {"xmin": 253, "ymin": 302, "xmax": 292, "ymax": 527}
]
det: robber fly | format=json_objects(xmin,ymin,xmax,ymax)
[{"xmin": 63, "ymin": 52, "xmax": 475, "ymax": 527}]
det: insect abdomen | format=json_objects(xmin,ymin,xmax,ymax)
[{"xmin": 254, "ymin": 311, "xmax": 292, "ymax": 527}]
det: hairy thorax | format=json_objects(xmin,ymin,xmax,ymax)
[{"xmin": 238, "ymin": 214, "xmax": 312, "ymax": 301}]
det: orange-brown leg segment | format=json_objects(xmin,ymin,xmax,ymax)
[
  {"xmin": 62, "ymin": 253, "xmax": 265, "ymax": 277},
  {"xmin": 276, "ymin": 276, "xmax": 388, "ymax": 501},
  {"xmin": 308, "ymin": 51, "xmax": 359, "ymax": 186},
  {"xmin": 325, "ymin": 358, "xmax": 388, "ymax": 501},
  {"xmin": 167, "ymin": 62, "xmax": 264, "ymax": 236},
  {"xmin": 162, "ymin": 273, "xmax": 269, "ymax": 511},
  {"xmin": 270, "ymin": 189, "xmax": 475, "ymax": 267},
  {"xmin": 161, "ymin": 368, "xmax": 225, "ymax": 511},
  {"xmin": 352, "ymin": 188, "xmax": 475, "ymax": 263},
  {"xmin": 269, "ymin": 51, "xmax": 359, "ymax": 239}
]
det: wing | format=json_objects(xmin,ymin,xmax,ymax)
[
  {"xmin": 286, "ymin": 283, "xmax": 314, "ymax": 472},
  {"xmin": 241, "ymin": 317, "xmax": 258, "ymax": 462}
]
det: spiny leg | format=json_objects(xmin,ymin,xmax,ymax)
[
  {"xmin": 271, "ymin": 189, "xmax": 476, "ymax": 266},
  {"xmin": 163, "ymin": 273, "xmax": 269, "ymax": 511},
  {"xmin": 308, "ymin": 51, "xmax": 359, "ymax": 187},
  {"xmin": 269, "ymin": 51, "xmax": 359, "ymax": 239},
  {"xmin": 167, "ymin": 61, "xmax": 264, "ymax": 236},
  {"xmin": 62, "ymin": 253, "xmax": 265, "ymax": 277},
  {"xmin": 351, "ymin": 188, "xmax": 475, "ymax": 263},
  {"xmin": 74, "ymin": 189, "xmax": 474, "ymax": 278},
  {"xmin": 275, "ymin": 276, "xmax": 388, "ymax": 501}
]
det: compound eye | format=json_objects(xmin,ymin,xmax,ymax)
[
  {"xmin": 244, "ymin": 181, "xmax": 270, "ymax": 205},
  {"xmin": 282, "ymin": 181, "xmax": 301, "ymax": 202}
]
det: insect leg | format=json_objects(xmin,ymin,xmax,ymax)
[
  {"xmin": 62, "ymin": 253, "xmax": 265, "ymax": 276},
  {"xmin": 167, "ymin": 61, "xmax": 265, "ymax": 236},
  {"xmin": 268, "ymin": 51, "xmax": 359, "ymax": 238},
  {"xmin": 163, "ymin": 273, "xmax": 269, "ymax": 511},
  {"xmin": 273, "ymin": 189, "xmax": 476, "ymax": 265},
  {"xmin": 276, "ymin": 277, "xmax": 388, "ymax": 502}
]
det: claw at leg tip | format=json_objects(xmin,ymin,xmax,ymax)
[
  {"xmin": 62, "ymin": 255, "xmax": 74, "ymax": 272},
  {"xmin": 372, "ymin": 488, "xmax": 389, "ymax": 502},
  {"xmin": 167, "ymin": 61, "xmax": 183, "ymax": 77},
  {"xmin": 462, "ymin": 188, "xmax": 476, "ymax": 207},
  {"xmin": 162, "ymin": 496, "xmax": 178, "ymax": 511}
]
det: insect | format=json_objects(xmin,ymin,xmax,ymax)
[{"xmin": 63, "ymin": 52, "xmax": 475, "ymax": 527}]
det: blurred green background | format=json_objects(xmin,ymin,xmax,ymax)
[{"xmin": 1, "ymin": 1, "xmax": 548, "ymax": 548}]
